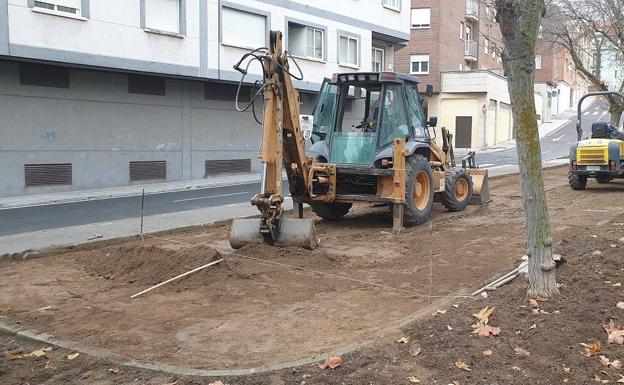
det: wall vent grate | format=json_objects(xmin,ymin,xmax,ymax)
[
  {"xmin": 25, "ymin": 163, "xmax": 72, "ymax": 186},
  {"xmin": 130, "ymin": 161, "xmax": 167, "ymax": 182},
  {"xmin": 205, "ymin": 159, "xmax": 251, "ymax": 176}
]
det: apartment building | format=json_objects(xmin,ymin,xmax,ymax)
[
  {"xmin": 0, "ymin": 0, "xmax": 410, "ymax": 197},
  {"xmin": 396, "ymin": 0, "xmax": 518, "ymax": 149}
]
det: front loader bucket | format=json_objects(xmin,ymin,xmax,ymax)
[
  {"xmin": 468, "ymin": 169, "xmax": 492, "ymax": 204},
  {"xmin": 229, "ymin": 218, "xmax": 318, "ymax": 250}
]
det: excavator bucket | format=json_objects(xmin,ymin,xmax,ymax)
[
  {"xmin": 468, "ymin": 168, "xmax": 492, "ymax": 205},
  {"xmin": 229, "ymin": 218, "xmax": 318, "ymax": 250}
]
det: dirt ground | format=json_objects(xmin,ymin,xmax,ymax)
[{"xmin": 3, "ymin": 166, "xmax": 624, "ymax": 385}]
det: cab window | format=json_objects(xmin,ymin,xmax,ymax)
[
  {"xmin": 378, "ymin": 84, "xmax": 410, "ymax": 148},
  {"xmin": 405, "ymin": 84, "xmax": 427, "ymax": 139}
]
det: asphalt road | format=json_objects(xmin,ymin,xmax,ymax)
[{"xmin": 0, "ymin": 101, "xmax": 612, "ymax": 237}]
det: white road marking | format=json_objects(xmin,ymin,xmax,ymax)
[
  {"xmin": 584, "ymin": 111, "xmax": 590, "ymax": 116},
  {"xmin": 173, "ymin": 191, "xmax": 250, "ymax": 203},
  {"xmin": 552, "ymin": 134, "xmax": 566, "ymax": 142},
  {"xmin": 480, "ymin": 163, "xmax": 495, "ymax": 168},
  {"xmin": 593, "ymin": 111, "xmax": 600, "ymax": 116}
]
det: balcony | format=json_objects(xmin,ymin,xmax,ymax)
[
  {"xmin": 464, "ymin": 39, "xmax": 478, "ymax": 61},
  {"xmin": 466, "ymin": 0, "xmax": 479, "ymax": 21}
]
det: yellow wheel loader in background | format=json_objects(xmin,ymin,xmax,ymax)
[
  {"xmin": 569, "ymin": 91, "xmax": 624, "ymax": 189},
  {"xmin": 229, "ymin": 31, "xmax": 490, "ymax": 250}
]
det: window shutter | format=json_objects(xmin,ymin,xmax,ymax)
[
  {"xmin": 222, "ymin": 7, "xmax": 266, "ymax": 48},
  {"xmin": 411, "ymin": 8, "xmax": 430, "ymax": 27},
  {"xmin": 145, "ymin": 0, "xmax": 180, "ymax": 33}
]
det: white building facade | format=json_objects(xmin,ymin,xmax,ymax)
[{"xmin": 0, "ymin": 0, "xmax": 410, "ymax": 196}]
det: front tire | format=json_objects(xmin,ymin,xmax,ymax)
[
  {"xmin": 311, "ymin": 202, "xmax": 352, "ymax": 220},
  {"xmin": 404, "ymin": 155, "xmax": 434, "ymax": 225},
  {"xmin": 568, "ymin": 171, "xmax": 587, "ymax": 190},
  {"xmin": 441, "ymin": 168, "xmax": 474, "ymax": 211}
]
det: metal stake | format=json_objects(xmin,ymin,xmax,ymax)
[{"xmin": 140, "ymin": 188, "xmax": 145, "ymax": 241}]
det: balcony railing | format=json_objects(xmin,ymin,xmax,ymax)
[
  {"xmin": 465, "ymin": 39, "xmax": 478, "ymax": 61},
  {"xmin": 466, "ymin": 0, "xmax": 479, "ymax": 20}
]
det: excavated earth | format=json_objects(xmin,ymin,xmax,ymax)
[{"xmin": 2, "ymin": 165, "xmax": 624, "ymax": 383}]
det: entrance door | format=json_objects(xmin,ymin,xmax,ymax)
[{"xmin": 455, "ymin": 116, "xmax": 472, "ymax": 148}]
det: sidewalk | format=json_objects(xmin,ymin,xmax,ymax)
[
  {"xmin": 0, "ymin": 161, "xmax": 568, "ymax": 256},
  {"xmin": 0, "ymin": 172, "xmax": 262, "ymax": 210}
]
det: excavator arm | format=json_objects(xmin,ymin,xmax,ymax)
[{"xmin": 229, "ymin": 31, "xmax": 320, "ymax": 249}]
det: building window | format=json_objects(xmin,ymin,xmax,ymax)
[
  {"xmin": 222, "ymin": 7, "xmax": 266, "ymax": 49},
  {"xmin": 411, "ymin": 8, "xmax": 430, "ymax": 28},
  {"xmin": 535, "ymin": 54, "xmax": 542, "ymax": 69},
  {"xmin": 382, "ymin": 0, "xmax": 401, "ymax": 11},
  {"xmin": 460, "ymin": 22, "xmax": 464, "ymax": 39},
  {"xmin": 338, "ymin": 34, "xmax": 359, "ymax": 67},
  {"xmin": 484, "ymin": 38, "xmax": 490, "ymax": 56},
  {"xmin": 33, "ymin": 0, "xmax": 83, "ymax": 17},
  {"xmin": 410, "ymin": 54, "xmax": 429, "ymax": 74},
  {"xmin": 144, "ymin": 0, "xmax": 180, "ymax": 34},
  {"xmin": 288, "ymin": 22, "xmax": 324, "ymax": 60},
  {"xmin": 372, "ymin": 47, "xmax": 385, "ymax": 72},
  {"xmin": 19, "ymin": 63, "xmax": 70, "ymax": 88},
  {"xmin": 128, "ymin": 75, "xmax": 166, "ymax": 96}
]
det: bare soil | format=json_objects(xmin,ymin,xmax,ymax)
[{"xmin": 2, "ymin": 166, "xmax": 624, "ymax": 385}]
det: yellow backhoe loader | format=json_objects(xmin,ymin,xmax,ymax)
[{"xmin": 229, "ymin": 31, "xmax": 490, "ymax": 250}]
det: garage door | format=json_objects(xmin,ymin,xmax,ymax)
[{"xmin": 455, "ymin": 116, "xmax": 473, "ymax": 148}]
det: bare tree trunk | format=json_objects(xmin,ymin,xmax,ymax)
[
  {"xmin": 496, "ymin": 0, "xmax": 559, "ymax": 298},
  {"xmin": 609, "ymin": 101, "xmax": 624, "ymax": 127}
]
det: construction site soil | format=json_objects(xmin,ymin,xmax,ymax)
[{"xmin": 3, "ymin": 165, "xmax": 624, "ymax": 384}]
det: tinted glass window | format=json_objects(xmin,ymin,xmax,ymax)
[
  {"xmin": 378, "ymin": 84, "xmax": 410, "ymax": 148},
  {"xmin": 405, "ymin": 84, "xmax": 427, "ymax": 138}
]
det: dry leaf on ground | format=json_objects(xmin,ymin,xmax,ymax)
[
  {"xmin": 483, "ymin": 350, "xmax": 493, "ymax": 356},
  {"xmin": 454, "ymin": 361, "xmax": 471, "ymax": 371},
  {"xmin": 563, "ymin": 367, "xmax": 571, "ymax": 373},
  {"xmin": 472, "ymin": 325, "xmax": 501, "ymax": 337},
  {"xmin": 447, "ymin": 324, "xmax": 453, "ymax": 331},
  {"xmin": 612, "ymin": 360, "xmax": 622, "ymax": 369},
  {"xmin": 24, "ymin": 348, "xmax": 47, "ymax": 358},
  {"xmin": 396, "ymin": 337, "xmax": 409, "ymax": 344},
  {"xmin": 45, "ymin": 360, "xmax": 57, "ymax": 370},
  {"xmin": 108, "ymin": 368, "xmax": 120, "ymax": 374},
  {"xmin": 409, "ymin": 347, "xmax": 422, "ymax": 357},
  {"xmin": 529, "ymin": 323, "xmax": 537, "ymax": 330},
  {"xmin": 600, "ymin": 356, "xmax": 611, "ymax": 367},
  {"xmin": 432, "ymin": 309, "xmax": 447, "ymax": 315},
  {"xmin": 604, "ymin": 319, "xmax": 624, "ymax": 344},
  {"xmin": 618, "ymin": 374, "xmax": 624, "ymax": 383},
  {"xmin": 66, "ymin": 353, "xmax": 79, "ymax": 361},
  {"xmin": 617, "ymin": 302, "xmax": 624, "ymax": 310},
  {"xmin": 513, "ymin": 346, "xmax": 530, "ymax": 357},
  {"xmin": 8, "ymin": 354, "xmax": 22, "ymax": 361},
  {"xmin": 472, "ymin": 306, "xmax": 494, "ymax": 325},
  {"xmin": 407, "ymin": 376, "xmax": 421, "ymax": 383},
  {"xmin": 580, "ymin": 341, "xmax": 602, "ymax": 357},
  {"xmin": 318, "ymin": 356, "xmax": 343, "ymax": 369}
]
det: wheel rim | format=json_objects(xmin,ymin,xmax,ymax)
[
  {"xmin": 454, "ymin": 178, "xmax": 469, "ymax": 201},
  {"xmin": 414, "ymin": 171, "xmax": 431, "ymax": 210}
]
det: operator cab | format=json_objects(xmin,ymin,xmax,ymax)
[
  {"xmin": 308, "ymin": 71, "xmax": 436, "ymax": 166},
  {"xmin": 591, "ymin": 121, "xmax": 624, "ymax": 141}
]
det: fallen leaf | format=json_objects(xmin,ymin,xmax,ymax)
[
  {"xmin": 407, "ymin": 376, "xmax": 421, "ymax": 383},
  {"xmin": 581, "ymin": 340, "xmax": 602, "ymax": 357},
  {"xmin": 409, "ymin": 347, "xmax": 422, "ymax": 357},
  {"xmin": 529, "ymin": 323, "xmax": 537, "ymax": 330},
  {"xmin": 600, "ymin": 355, "xmax": 611, "ymax": 367},
  {"xmin": 529, "ymin": 299, "xmax": 539, "ymax": 307},
  {"xmin": 539, "ymin": 309, "xmax": 551, "ymax": 314},
  {"xmin": 618, "ymin": 374, "xmax": 624, "ymax": 383},
  {"xmin": 396, "ymin": 337, "xmax": 409, "ymax": 344},
  {"xmin": 483, "ymin": 349, "xmax": 493, "ymax": 356},
  {"xmin": 611, "ymin": 244, "xmax": 618, "ymax": 248},
  {"xmin": 24, "ymin": 349, "xmax": 47, "ymax": 358},
  {"xmin": 473, "ymin": 306, "xmax": 494, "ymax": 325},
  {"xmin": 531, "ymin": 308, "xmax": 540, "ymax": 314},
  {"xmin": 604, "ymin": 319, "xmax": 624, "ymax": 344},
  {"xmin": 514, "ymin": 346, "xmax": 530, "ymax": 357},
  {"xmin": 563, "ymin": 367, "xmax": 571, "ymax": 373},
  {"xmin": 615, "ymin": 283, "xmax": 622, "ymax": 287},
  {"xmin": 452, "ymin": 304, "xmax": 460, "ymax": 308},
  {"xmin": 432, "ymin": 309, "xmax": 447, "ymax": 315},
  {"xmin": 108, "ymin": 368, "xmax": 120, "ymax": 374},
  {"xmin": 66, "ymin": 353, "xmax": 79, "ymax": 361},
  {"xmin": 45, "ymin": 360, "xmax": 56, "ymax": 370},
  {"xmin": 617, "ymin": 302, "xmax": 624, "ymax": 310},
  {"xmin": 454, "ymin": 361, "xmax": 471, "ymax": 371},
  {"xmin": 613, "ymin": 360, "xmax": 622, "ymax": 369},
  {"xmin": 318, "ymin": 356, "xmax": 342, "ymax": 369},
  {"xmin": 472, "ymin": 325, "xmax": 501, "ymax": 337},
  {"xmin": 8, "ymin": 354, "xmax": 22, "ymax": 361},
  {"xmin": 447, "ymin": 324, "xmax": 453, "ymax": 331}
]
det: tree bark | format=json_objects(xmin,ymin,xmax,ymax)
[{"xmin": 496, "ymin": 0, "xmax": 559, "ymax": 298}]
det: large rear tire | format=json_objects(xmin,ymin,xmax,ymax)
[
  {"xmin": 311, "ymin": 202, "xmax": 352, "ymax": 220},
  {"xmin": 441, "ymin": 167, "xmax": 474, "ymax": 211},
  {"xmin": 568, "ymin": 171, "xmax": 587, "ymax": 190},
  {"xmin": 404, "ymin": 155, "xmax": 434, "ymax": 225}
]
